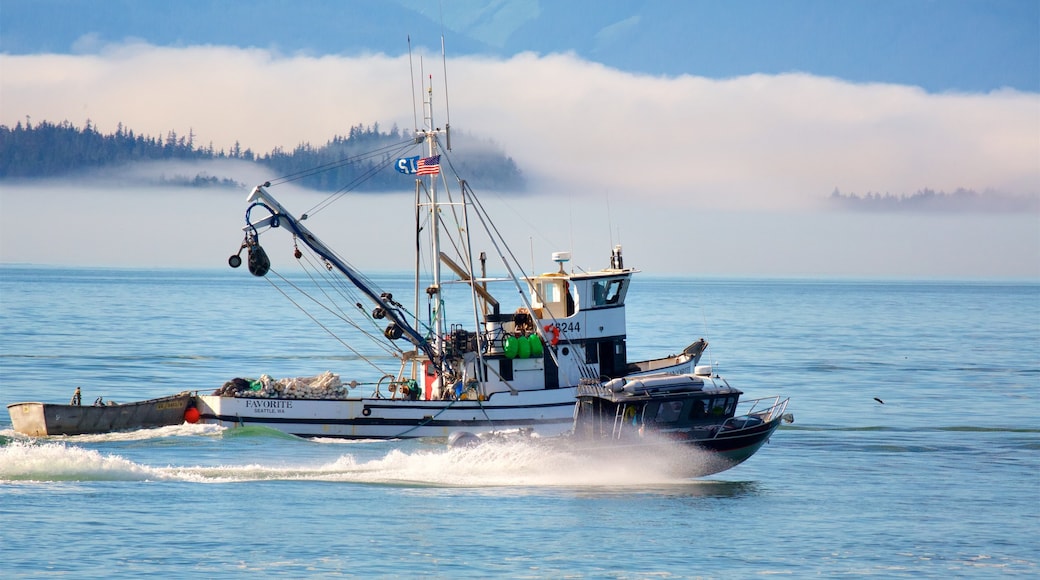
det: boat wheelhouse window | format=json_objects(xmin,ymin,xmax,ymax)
[
  {"xmin": 592, "ymin": 279, "xmax": 626, "ymax": 306},
  {"xmin": 707, "ymin": 397, "xmax": 736, "ymax": 416},
  {"xmin": 593, "ymin": 282, "xmax": 605, "ymax": 304},
  {"xmin": 688, "ymin": 399, "xmax": 708, "ymax": 419},
  {"xmin": 655, "ymin": 400, "xmax": 684, "ymax": 423},
  {"xmin": 541, "ymin": 280, "xmax": 564, "ymax": 302},
  {"xmin": 604, "ymin": 280, "xmax": 624, "ymax": 304},
  {"xmin": 709, "ymin": 398, "xmax": 725, "ymax": 416},
  {"xmin": 536, "ymin": 279, "xmax": 575, "ymax": 317}
]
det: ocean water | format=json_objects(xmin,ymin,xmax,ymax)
[{"xmin": 1, "ymin": 265, "xmax": 1037, "ymax": 578}]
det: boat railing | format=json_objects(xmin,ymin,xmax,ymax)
[
  {"xmin": 576, "ymin": 380, "xmax": 614, "ymax": 400},
  {"xmin": 699, "ymin": 396, "xmax": 789, "ymax": 440},
  {"xmin": 729, "ymin": 396, "xmax": 789, "ymax": 424}
]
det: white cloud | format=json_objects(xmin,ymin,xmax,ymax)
[{"xmin": 1, "ymin": 43, "xmax": 1037, "ymax": 277}]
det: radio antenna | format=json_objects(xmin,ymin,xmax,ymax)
[
  {"xmin": 420, "ymin": 58, "xmax": 429, "ymax": 131},
  {"xmin": 408, "ymin": 35, "xmax": 419, "ymax": 133},
  {"xmin": 441, "ymin": 34, "xmax": 452, "ymax": 151}
]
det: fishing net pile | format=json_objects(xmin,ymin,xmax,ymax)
[{"xmin": 214, "ymin": 371, "xmax": 349, "ymax": 399}]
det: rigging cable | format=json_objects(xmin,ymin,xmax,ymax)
[
  {"xmin": 293, "ymin": 234, "xmax": 442, "ymax": 346},
  {"xmin": 302, "ymin": 140, "xmax": 418, "ymax": 218},
  {"xmin": 292, "ymin": 247, "xmax": 402, "ymax": 357},
  {"xmin": 259, "ymin": 268, "xmax": 395, "ymax": 375},
  {"xmin": 264, "ymin": 138, "xmax": 414, "ymax": 188},
  {"xmin": 458, "ymin": 178, "xmax": 594, "ymax": 379},
  {"xmin": 440, "ymin": 149, "xmax": 558, "ymax": 251},
  {"xmin": 391, "ymin": 396, "xmax": 463, "ymax": 439}
]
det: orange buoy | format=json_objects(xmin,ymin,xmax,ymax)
[{"xmin": 184, "ymin": 407, "xmax": 201, "ymax": 424}]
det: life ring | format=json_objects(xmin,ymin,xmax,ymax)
[{"xmin": 543, "ymin": 324, "xmax": 560, "ymax": 346}]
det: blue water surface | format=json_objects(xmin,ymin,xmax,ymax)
[{"xmin": 1, "ymin": 266, "xmax": 1037, "ymax": 577}]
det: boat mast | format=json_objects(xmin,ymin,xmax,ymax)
[{"xmin": 421, "ymin": 76, "xmax": 445, "ymax": 368}]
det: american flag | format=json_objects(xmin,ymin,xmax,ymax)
[{"xmin": 417, "ymin": 155, "xmax": 441, "ymax": 176}]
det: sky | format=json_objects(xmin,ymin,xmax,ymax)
[{"xmin": 1, "ymin": 0, "xmax": 1038, "ymax": 279}]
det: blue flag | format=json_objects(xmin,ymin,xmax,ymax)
[{"xmin": 395, "ymin": 156, "xmax": 420, "ymax": 174}]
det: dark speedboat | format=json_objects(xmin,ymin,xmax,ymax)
[
  {"xmin": 570, "ymin": 370, "xmax": 792, "ymax": 476},
  {"xmin": 447, "ymin": 365, "xmax": 792, "ymax": 477}
]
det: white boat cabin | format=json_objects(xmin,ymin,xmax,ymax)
[{"xmin": 434, "ymin": 246, "xmax": 640, "ymax": 400}]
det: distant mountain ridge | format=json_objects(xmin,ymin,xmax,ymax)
[{"xmin": 3, "ymin": 0, "xmax": 1036, "ymax": 93}]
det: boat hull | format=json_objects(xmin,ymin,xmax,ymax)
[
  {"xmin": 676, "ymin": 415, "xmax": 784, "ymax": 475},
  {"xmin": 6, "ymin": 392, "xmax": 194, "ymax": 437},
  {"xmin": 194, "ymin": 387, "xmax": 580, "ymax": 439},
  {"xmin": 195, "ymin": 354, "xmax": 697, "ymax": 439},
  {"xmin": 565, "ymin": 415, "xmax": 783, "ymax": 477}
]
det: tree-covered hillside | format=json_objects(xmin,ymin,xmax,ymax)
[{"xmin": 0, "ymin": 120, "xmax": 524, "ymax": 191}]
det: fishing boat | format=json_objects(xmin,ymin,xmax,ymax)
[
  {"xmin": 199, "ymin": 231, "xmax": 705, "ymax": 438},
  {"xmin": 195, "ymin": 70, "xmax": 787, "ymax": 449},
  {"xmin": 7, "ymin": 391, "xmax": 195, "ymax": 437}
]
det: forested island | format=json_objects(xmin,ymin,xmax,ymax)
[
  {"xmin": 828, "ymin": 187, "xmax": 1037, "ymax": 213},
  {"xmin": 0, "ymin": 120, "xmax": 525, "ymax": 191}
]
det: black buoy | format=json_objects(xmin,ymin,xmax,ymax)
[
  {"xmin": 247, "ymin": 244, "xmax": 270, "ymax": 277},
  {"xmin": 228, "ymin": 254, "xmax": 242, "ymax": 268}
]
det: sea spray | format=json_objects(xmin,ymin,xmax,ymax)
[
  {"xmin": 1, "ymin": 434, "xmax": 716, "ymax": 487},
  {"xmin": 0, "ymin": 440, "xmax": 161, "ymax": 482},
  {"xmin": 307, "ymin": 435, "xmax": 718, "ymax": 487}
]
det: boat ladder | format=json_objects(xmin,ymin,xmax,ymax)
[{"xmin": 611, "ymin": 403, "xmax": 633, "ymax": 439}]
